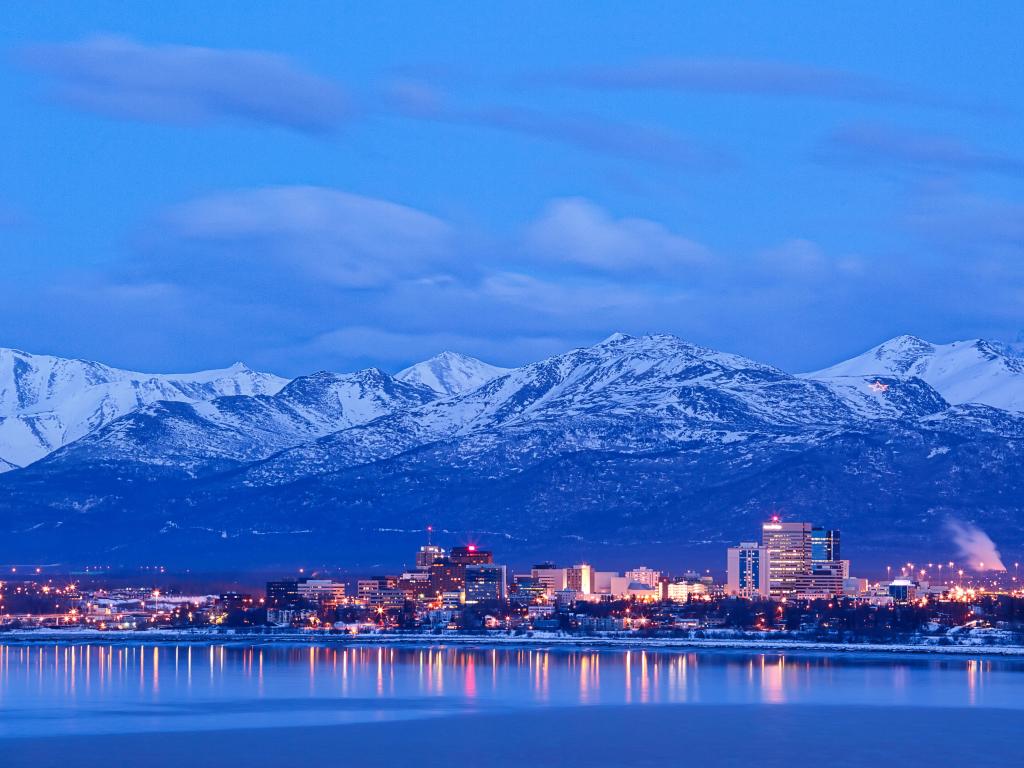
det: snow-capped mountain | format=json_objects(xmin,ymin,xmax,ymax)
[
  {"xmin": 806, "ymin": 335, "xmax": 1024, "ymax": 412},
  {"xmin": 1, "ymin": 332, "xmax": 1023, "ymax": 568},
  {"xmin": 242, "ymin": 332, "xmax": 866, "ymax": 485},
  {"xmin": 0, "ymin": 348, "xmax": 287, "ymax": 471},
  {"xmin": 395, "ymin": 351, "xmax": 509, "ymax": 396},
  {"xmin": 39, "ymin": 368, "xmax": 437, "ymax": 475}
]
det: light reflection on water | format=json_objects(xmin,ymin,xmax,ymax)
[{"xmin": 0, "ymin": 643, "xmax": 1021, "ymax": 737}]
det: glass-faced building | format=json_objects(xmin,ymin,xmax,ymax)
[
  {"xmin": 727, "ymin": 542, "xmax": 770, "ymax": 599},
  {"xmin": 811, "ymin": 527, "xmax": 841, "ymax": 564},
  {"xmin": 464, "ymin": 564, "xmax": 507, "ymax": 604}
]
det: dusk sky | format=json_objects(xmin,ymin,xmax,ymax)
[{"xmin": 2, "ymin": 2, "xmax": 1022, "ymax": 376}]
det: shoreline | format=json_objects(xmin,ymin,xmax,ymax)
[{"xmin": 2, "ymin": 629, "xmax": 1023, "ymax": 658}]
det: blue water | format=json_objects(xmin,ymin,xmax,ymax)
[{"xmin": 0, "ymin": 643, "xmax": 1021, "ymax": 739}]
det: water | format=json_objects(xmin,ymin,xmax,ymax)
[{"xmin": 1, "ymin": 643, "xmax": 1021, "ymax": 766}]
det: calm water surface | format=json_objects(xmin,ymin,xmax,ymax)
[{"xmin": 0, "ymin": 643, "xmax": 1021, "ymax": 738}]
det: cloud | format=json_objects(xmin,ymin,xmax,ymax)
[
  {"xmin": 903, "ymin": 187, "xmax": 1024, "ymax": 252},
  {"xmin": 757, "ymin": 239, "xmax": 865, "ymax": 280},
  {"xmin": 25, "ymin": 178, "xmax": 1020, "ymax": 378},
  {"xmin": 822, "ymin": 123, "xmax": 1024, "ymax": 177},
  {"xmin": 21, "ymin": 35, "xmax": 349, "ymax": 132},
  {"xmin": 554, "ymin": 57, "xmax": 981, "ymax": 111},
  {"xmin": 524, "ymin": 198, "xmax": 710, "ymax": 274},
  {"xmin": 158, "ymin": 186, "xmax": 454, "ymax": 288},
  {"xmin": 385, "ymin": 80, "xmax": 723, "ymax": 169}
]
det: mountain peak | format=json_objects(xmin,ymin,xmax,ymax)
[
  {"xmin": 396, "ymin": 351, "xmax": 510, "ymax": 397},
  {"xmin": 0, "ymin": 347, "xmax": 288, "ymax": 470},
  {"xmin": 807, "ymin": 335, "xmax": 1024, "ymax": 412},
  {"xmin": 597, "ymin": 332, "xmax": 634, "ymax": 345}
]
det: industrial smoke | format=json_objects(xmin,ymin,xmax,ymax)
[{"xmin": 945, "ymin": 519, "xmax": 1006, "ymax": 571}]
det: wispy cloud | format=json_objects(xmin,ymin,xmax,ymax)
[
  {"xmin": 386, "ymin": 80, "xmax": 724, "ymax": 169},
  {"xmin": 821, "ymin": 123, "xmax": 1024, "ymax": 177},
  {"xmin": 21, "ymin": 35, "xmax": 349, "ymax": 133},
  {"xmin": 551, "ymin": 57, "xmax": 986, "ymax": 112}
]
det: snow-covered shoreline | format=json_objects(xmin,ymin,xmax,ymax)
[{"xmin": 3, "ymin": 629, "xmax": 1023, "ymax": 658}]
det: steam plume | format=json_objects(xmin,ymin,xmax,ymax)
[{"xmin": 945, "ymin": 519, "xmax": 1006, "ymax": 571}]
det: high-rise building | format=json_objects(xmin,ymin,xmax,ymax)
[
  {"xmin": 450, "ymin": 545, "xmax": 493, "ymax": 567},
  {"xmin": 811, "ymin": 527, "xmax": 841, "ymax": 564},
  {"xmin": 727, "ymin": 542, "xmax": 770, "ymax": 599},
  {"xmin": 464, "ymin": 564, "xmax": 507, "ymax": 604},
  {"xmin": 761, "ymin": 520, "xmax": 812, "ymax": 598},
  {"xmin": 427, "ymin": 558, "xmax": 463, "ymax": 595},
  {"xmin": 566, "ymin": 563, "xmax": 594, "ymax": 595},
  {"xmin": 416, "ymin": 544, "xmax": 446, "ymax": 571},
  {"xmin": 426, "ymin": 546, "xmax": 494, "ymax": 598}
]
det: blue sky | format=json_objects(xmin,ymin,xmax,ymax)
[{"xmin": 1, "ymin": 2, "xmax": 1021, "ymax": 376}]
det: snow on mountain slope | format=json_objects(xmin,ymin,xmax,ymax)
[
  {"xmin": 395, "ymin": 351, "xmax": 509, "ymax": 396},
  {"xmin": 806, "ymin": 335, "xmax": 1024, "ymax": 412},
  {"xmin": 804, "ymin": 374, "xmax": 948, "ymax": 420},
  {"xmin": 38, "ymin": 368, "xmax": 438, "ymax": 475},
  {"xmin": 243, "ymin": 333, "xmax": 863, "ymax": 485},
  {"xmin": 0, "ymin": 348, "xmax": 287, "ymax": 470}
]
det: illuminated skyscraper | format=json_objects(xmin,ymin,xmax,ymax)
[
  {"xmin": 811, "ymin": 527, "xmax": 840, "ymax": 564},
  {"xmin": 761, "ymin": 519, "xmax": 812, "ymax": 598},
  {"xmin": 416, "ymin": 544, "xmax": 446, "ymax": 571},
  {"xmin": 727, "ymin": 542, "xmax": 770, "ymax": 599},
  {"xmin": 566, "ymin": 563, "xmax": 594, "ymax": 595},
  {"xmin": 450, "ymin": 545, "xmax": 493, "ymax": 567}
]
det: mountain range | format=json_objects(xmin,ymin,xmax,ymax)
[{"xmin": 1, "ymin": 334, "xmax": 1022, "ymax": 570}]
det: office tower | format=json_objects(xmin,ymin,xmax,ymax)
[
  {"xmin": 416, "ymin": 544, "xmax": 446, "ymax": 571},
  {"xmin": 450, "ymin": 545, "xmax": 493, "ymax": 567},
  {"xmin": 464, "ymin": 564, "xmax": 507, "ymax": 604},
  {"xmin": 811, "ymin": 527, "xmax": 841, "ymax": 564},
  {"xmin": 566, "ymin": 563, "xmax": 594, "ymax": 595},
  {"xmin": 727, "ymin": 542, "xmax": 771, "ymax": 599},
  {"xmin": 427, "ymin": 557, "xmax": 463, "ymax": 595},
  {"xmin": 761, "ymin": 519, "xmax": 812, "ymax": 598},
  {"xmin": 426, "ymin": 546, "xmax": 494, "ymax": 598}
]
